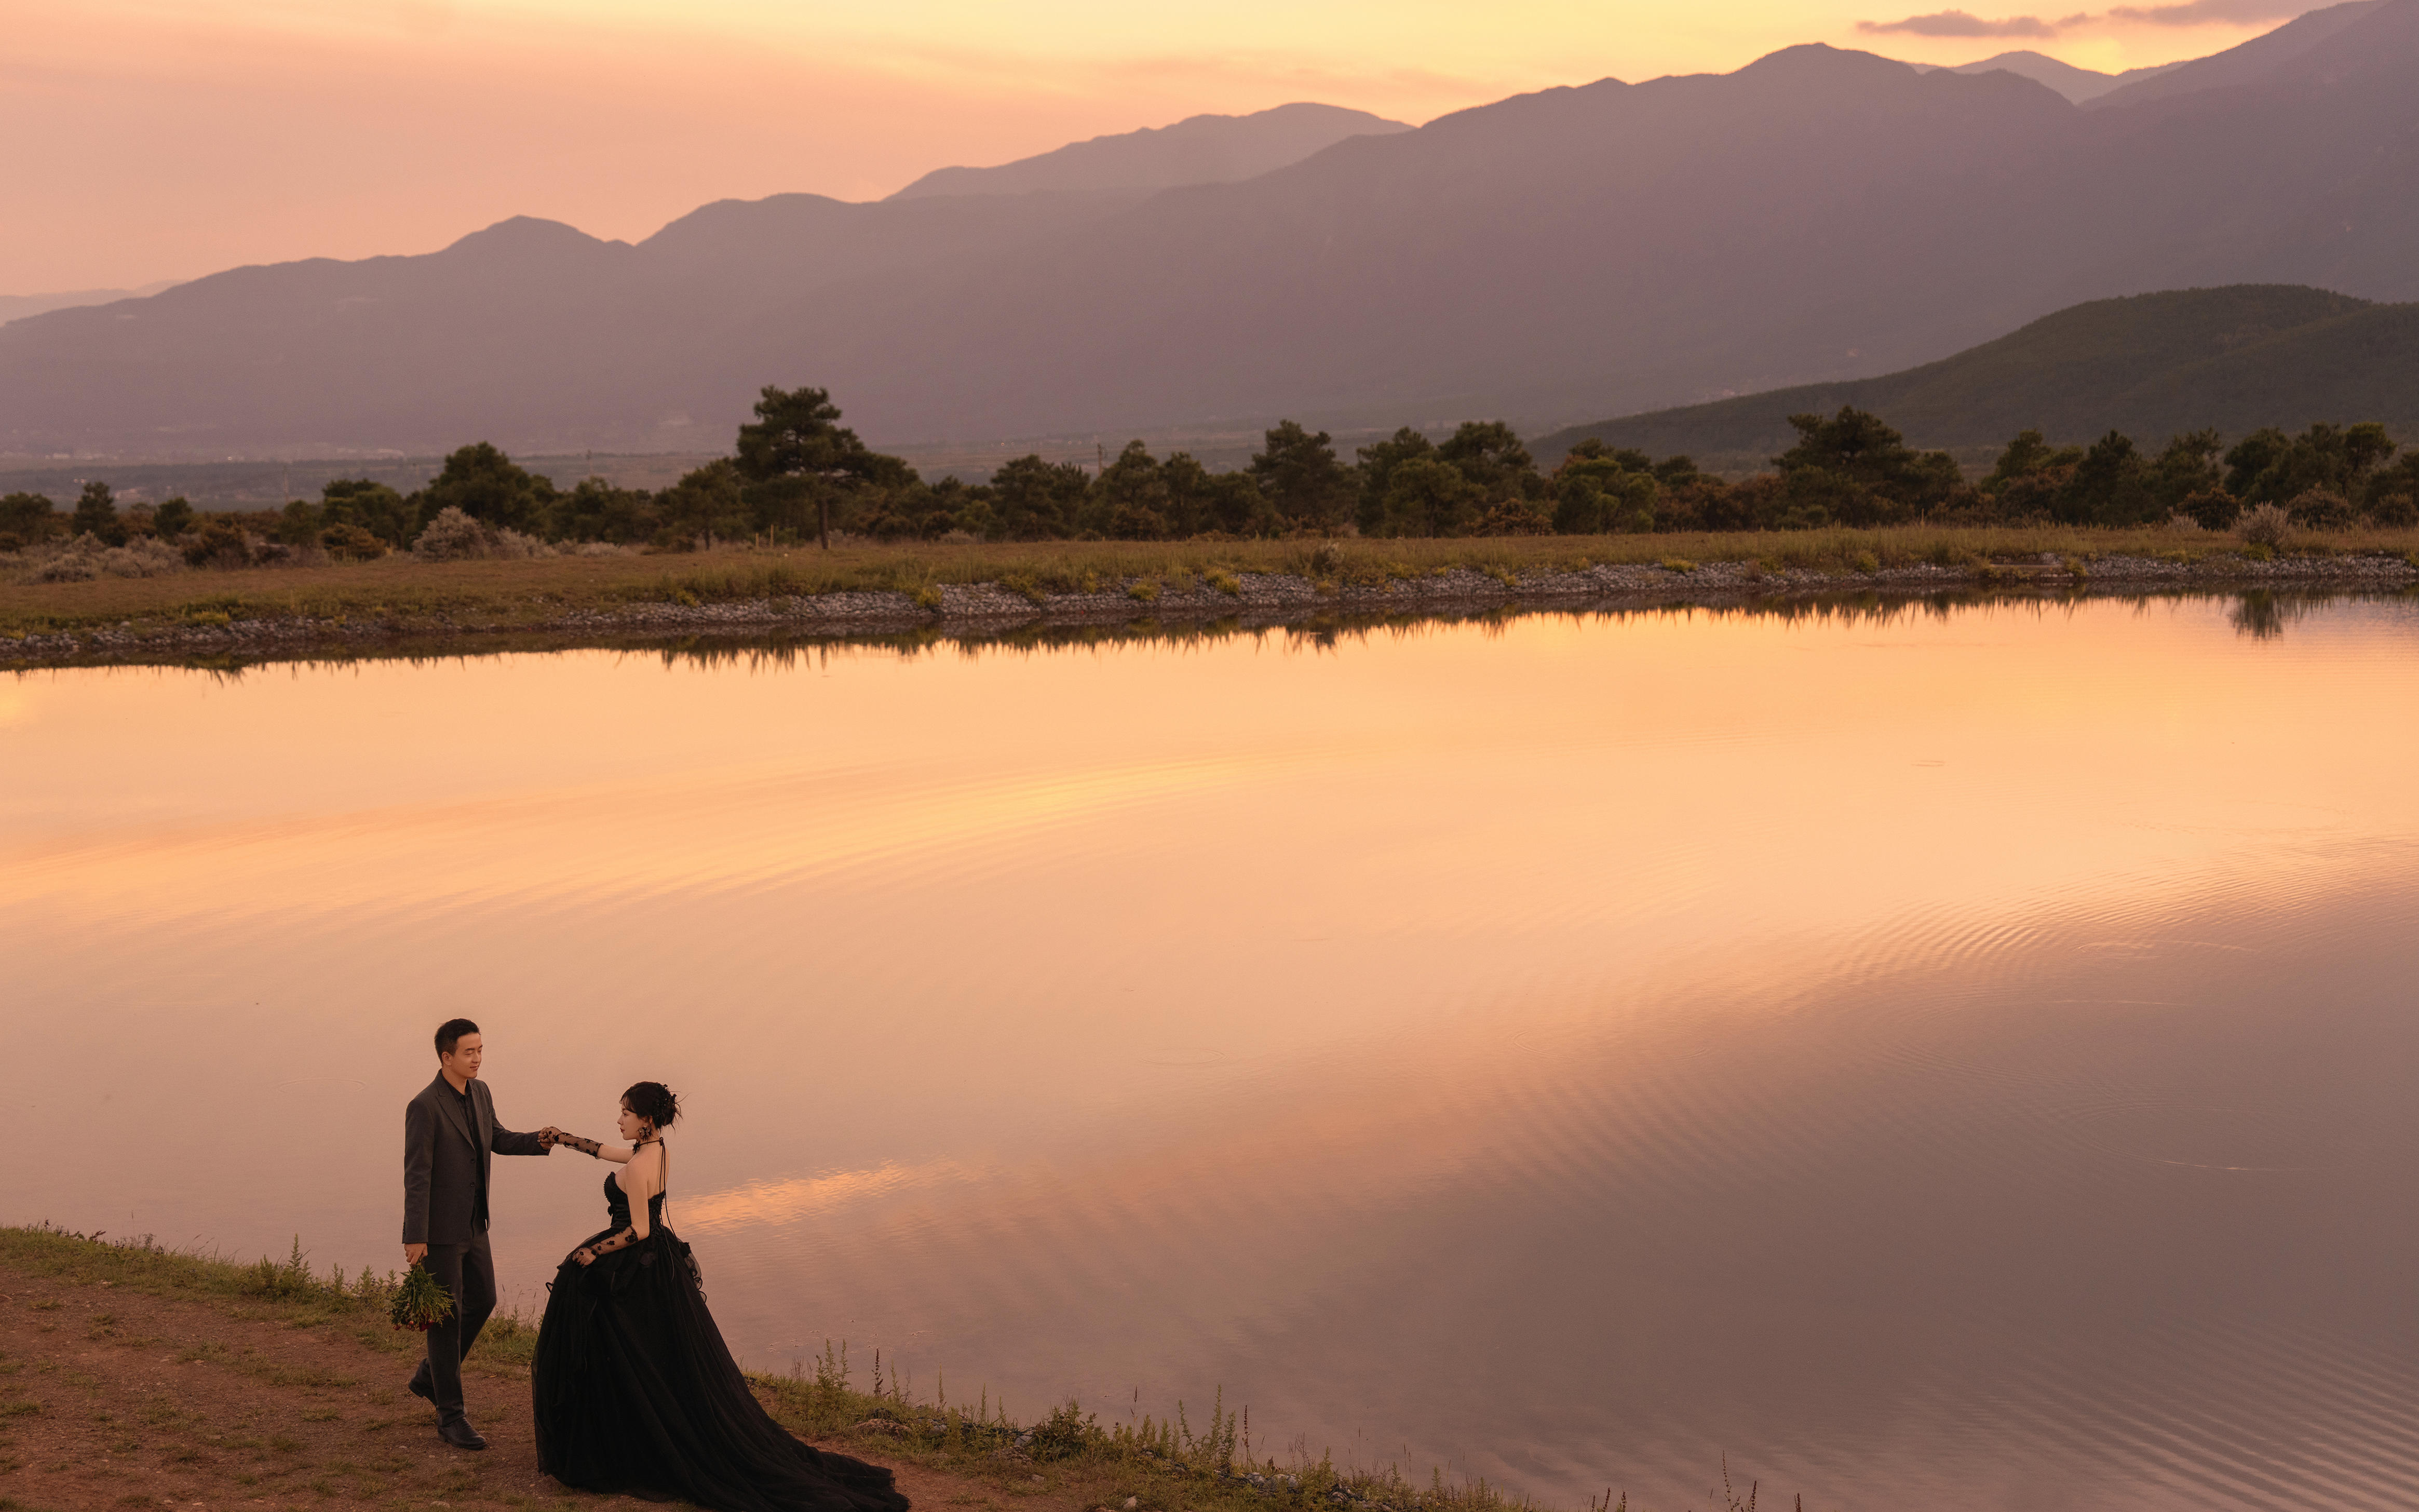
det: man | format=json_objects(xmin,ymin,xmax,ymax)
[{"xmin": 401, "ymin": 1018, "xmax": 552, "ymax": 1450}]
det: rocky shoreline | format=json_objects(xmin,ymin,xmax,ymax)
[{"xmin": 7, "ymin": 551, "xmax": 2413, "ymax": 668}]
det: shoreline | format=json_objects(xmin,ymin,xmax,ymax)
[
  {"xmin": 0, "ymin": 1224, "xmax": 1587, "ymax": 1512},
  {"xmin": 6, "ymin": 550, "xmax": 2413, "ymax": 670}
]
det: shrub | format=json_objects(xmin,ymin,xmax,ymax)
[
  {"xmin": 412, "ymin": 506, "xmax": 493, "ymax": 561},
  {"xmin": 320, "ymin": 523, "xmax": 388, "ymax": 561},
  {"xmin": 2161, "ymin": 510, "xmax": 2204, "ymax": 533},
  {"xmin": 99, "ymin": 537, "xmax": 187, "ymax": 578},
  {"xmin": 26, "ymin": 535, "xmax": 102, "ymax": 582},
  {"xmin": 1472, "ymin": 499, "xmax": 1553, "ymax": 536},
  {"xmin": 491, "ymin": 526, "xmax": 555, "ymax": 560},
  {"xmin": 2286, "ymin": 488, "xmax": 2356, "ymax": 530},
  {"xmin": 182, "ymin": 519, "xmax": 260, "ymax": 569},
  {"xmin": 2374, "ymin": 492, "xmax": 2419, "ymax": 529},
  {"xmin": 2178, "ymin": 488, "xmax": 2240, "ymax": 530},
  {"xmin": 2238, "ymin": 502, "xmax": 2292, "ymax": 546}
]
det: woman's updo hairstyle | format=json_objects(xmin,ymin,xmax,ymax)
[{"xmin": 621, "ymin": 1081, "xmax": 682, "ymax": 1131}]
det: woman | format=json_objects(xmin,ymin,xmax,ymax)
[{"xmin": 533, "ymin": 1083, "xmax": 908, "ymax": 1512}]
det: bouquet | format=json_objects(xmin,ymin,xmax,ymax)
[{"xmin": 389, "ymin": 1260, "xmax": 456, "ymax": 1334}]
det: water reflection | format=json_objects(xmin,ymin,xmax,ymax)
[
  {"xmin": 14, "ymin": 587, "xmax": 2411, "ymax": 682},
  {"xmin": 9, "ymin": 593, "xmax": 2419, "ymax": 1511}
]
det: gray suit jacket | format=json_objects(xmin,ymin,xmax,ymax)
[{"xmin": 401, "ymin": 1073, "xmax": 549, "ymax": 1245}]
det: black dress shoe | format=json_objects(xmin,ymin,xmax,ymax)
[
  {"xmin": 438, "ymin": 1418, "xmax": 488, "ymax": 1451},
  {"xmin": 407, "ymin": 1371, "xmax": 435, "ymax": 1405}
]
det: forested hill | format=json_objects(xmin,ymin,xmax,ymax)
[{"xmin": 1533, "ymin": 287, "xmax": 2419, "ymax": 465}]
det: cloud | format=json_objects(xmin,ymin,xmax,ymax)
[
  {"xmin": 1860, "ymin": 0, "xmax": 2306, "ymax": 33},
  {"xmin": 1857, "ymin": 9, "xmax": 2062, "ymax": 36},
  {"xmin": 2105, "ymin": 0, "xmax": 2301, "ymax": 22}
]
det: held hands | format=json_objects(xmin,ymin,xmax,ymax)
[{"xmin": 540, "ymin": 1127, "xmax": 605, "ymax": 1158}]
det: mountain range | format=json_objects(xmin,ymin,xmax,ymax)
[
  {"xmin": 4, "ymin": 0, "xmax": 2418, "ymax": 457},
  {"xmin": 888, "ymin": 102, "xmax": 1411, "ymax": 199},
  {"xmin": 1913, "ymin": 50, "xmax": 2179, "ymax": 103}
]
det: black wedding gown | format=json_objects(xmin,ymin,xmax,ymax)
[{"xmin": 533, "ymin": 1171, "xmax": 909, "ymax": 1512}]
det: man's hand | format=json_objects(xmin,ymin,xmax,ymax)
[
  {"xmin": 538, "ymin": 1126, "xmax": 563, "ymax": 1148},
  {"xmin": 404, "ymin": 1243, "xmax": 427, "ymax": 1267}
]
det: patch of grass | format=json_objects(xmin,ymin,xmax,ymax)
[
  {"xmin": 1126, "ymin": 580, "xmax": 1159, "ymax": 603},
  {"xmin": 1658, "ymin": 558, "xmax": 1697, "ymax": 573}
]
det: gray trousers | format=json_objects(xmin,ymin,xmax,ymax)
[{"xmin": 409, "ymin": 1228, "xmax": 496, "ymax": 1423}]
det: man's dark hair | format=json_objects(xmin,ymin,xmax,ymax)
[{"xmin": 435, "ymin": 1018, "xmax": 482, "ymax": 1056}]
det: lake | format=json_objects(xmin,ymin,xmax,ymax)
[{"xmin": 9, "ymin": 592, "xmax": 2419, "ymax": 1511}]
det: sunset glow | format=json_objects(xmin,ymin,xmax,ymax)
[{"xmin": 6, "ymin": 0, "xmax": 2314, "ymax": 293}]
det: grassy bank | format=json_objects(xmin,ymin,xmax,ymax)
[
  {"xmin": 6, "ymin": 524, "xmax": 2417, "ymax": 639},
  {"xmin": 1, "ymin": 1225, "xmax": 1649, "ymax": 1512}
]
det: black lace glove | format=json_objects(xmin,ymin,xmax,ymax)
[
  {"xmin": 572, "ymin": 1227, "xmax": 636, "ymax": 1266},
  {"xmin": 545, "ymin": 1128, "xmax": 605, "ymax": 1158}
]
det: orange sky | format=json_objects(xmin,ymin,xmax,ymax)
[{"xmin": 3, "ymin": 1, "xmax": 2315, "ymax": 295}]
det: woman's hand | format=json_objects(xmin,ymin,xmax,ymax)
[{"xmin": 571, "ymin": 1246, "xmax": 597, "ymax": 1267}]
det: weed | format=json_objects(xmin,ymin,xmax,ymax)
[
  {"xmin": 1205, "ymin": 571, "xmax": 1241, "ymax": 596},
  {"xmin": 1850, "ymin": 550, "xmax": 1880, "ymax": 573},
  {"xmin": 1658, "ymin": 558, "xmax": 1697, "ymax": 574},
  {"xmin": 913, "ymin": 585, "xmax": 944, "ymax": 612},
  {"xmin": 1127, "ymin": 580, "xmax": 1159, "ymax": 603}
]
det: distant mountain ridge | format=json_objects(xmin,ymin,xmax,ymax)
[
  {"xmin": 2082, "ymin": 0, "xmax": 2381, "ymax": 109},
  {"xmin": 1533, "ymin": 286, "xmax": 2419, "ymax": 462},
  {"xmin": 889, "ymin": 103, "xmax": 1412, "ymax": 199},
  {"xmin": 1911, "ymin": 50, "xmax": 2179, "ymax": 103},
  {"xmin": 0, "ymin": 281, "xmax": 180, "ymax": 327},
  {"xmin": 9, "ymin": 1, "xmax": 2419, "ymax": 455}
]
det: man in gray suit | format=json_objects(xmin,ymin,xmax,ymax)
[{"xmin": 401, "ymin": 1018, "xmax": 553, "ymax": 1449}]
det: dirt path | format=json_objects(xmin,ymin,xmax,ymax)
[{"xmin": 0, "ymin": 1263, "xmax": 1075, "ymax": 1512}]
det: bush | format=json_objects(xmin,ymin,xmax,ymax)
[
  {"xmin": 2373, "ymin": 491, "xmax": 2419, "ymax": 529},
  {"xmin": 100, "ymin": 537, "xmax": 187, "ymax": 578},
  {"xmin": 320, "ymin": 523, "xmax": 388, "ymax": 561},
  {"xmin": 26, "ymin": 536, "xmax": 101, "ymax": 582},
  {"xmin": 153, "ymin": 497, "xmax": 196, "ymax": 540},
  {"xmin": 182, "ymin": 519, "xmax": 261, "ymax": 569},
  {"xmin": 2287, "ymin": 488, "xmax": 2356, "ymax": 530},
  {"xmin": 2178, "ymin": 489, "xmax": 2239, "ymax": 530},
  {"xmin": 412, "ymin": 506, "xmax": 493, "ymax": 561},
  {"xmin": 1472, "ymin": 499, "xmax": 1553, "ymax": 536},
  {"xmin": 19, "ymin": 533, "xmax": 187, "ymax": 583},
  {"xmin": 2238, "ymin": 502, "xmax": 2292, "ymax": 546},
  {"xmin": 491, "ymin": 526, "xmax": 555, "ymax": 560}
]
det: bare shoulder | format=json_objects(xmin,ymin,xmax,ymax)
[{"xmin": 626, "ymin": 1142, "xmax": 666, "ymax": 1188}]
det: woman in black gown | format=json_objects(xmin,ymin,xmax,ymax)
[{"xmin": 533, "ymin": 1083, "xmax": 908, "ymax": 1512}]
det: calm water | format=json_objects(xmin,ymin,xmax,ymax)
[{"xmin": 11, "ymin": 596, "xmax": 2419, "ymax": 1511}]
